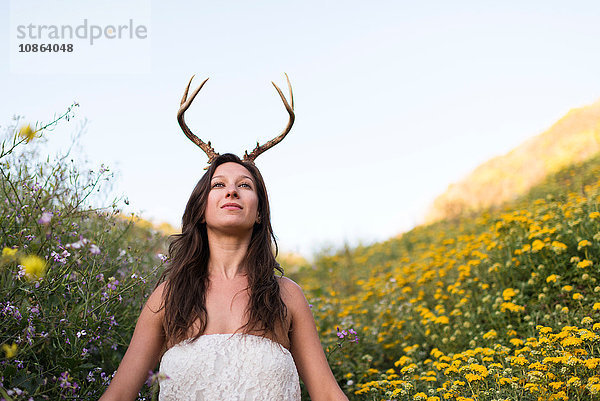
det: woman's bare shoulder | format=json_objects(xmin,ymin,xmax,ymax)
[
  {"xmin": 277, "ymin": 276, "xmax": 308, "ymax": 309},
  {"xmin": 146, "ymin": 281, "xmax": 168, "ymax": 313}
]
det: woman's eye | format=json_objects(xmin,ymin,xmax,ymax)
[
  {"xmin": 211, "ymin": 182, "xmax": 225, "ymax": 188},
  {"xmin": 239, "ymin": 183, "xmax": 252, "ymax": 188}
]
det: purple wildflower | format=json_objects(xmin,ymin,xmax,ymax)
[
  {"xmin": 107, "ymin": 277, "xmax": 119, "ymax": 291},
  {"xmin": 37, "ymin": 212, "xmax": 53, "ymax": 225},
  {"xmin": 146, "ymin": 370, "xmax": 170, "ymax": 387},
  {"xmin": 2, "ymin": 302, "xmax": 22, "ymax": 320},
  {"xmin": 336, "ymin": 327, "xmax": 348, "ymax": 339},
  {"xmin": 86, "ymin": 371, "xmax": 96, "ymax": 382},
  {"xmin": 57, "ymin": 371, "xmax": 79, "ymax": 393},
  {"xmin": 51, "ymin": 249, "xmax": 70, "ymax": 264},
  {"xmin": 336, "ymin": 326, "xmax": 359, "ymax": 343}
]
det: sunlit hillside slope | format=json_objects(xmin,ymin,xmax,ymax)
[
  {"xmin": 426, "ymin": 99, "xmax": 600, "ymax": 222},
  {"xmin": 293, "ymin": 155, "xmax": 600, "ymax": 400}
]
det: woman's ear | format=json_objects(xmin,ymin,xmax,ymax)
[{"xmin": 255, "ymin": 212, "xmax": 261, "ymax": 224}]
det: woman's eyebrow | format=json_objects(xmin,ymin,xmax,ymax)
[{"xmin": 211, "ymin": 175, "xmax": 254, "ymax": 182}]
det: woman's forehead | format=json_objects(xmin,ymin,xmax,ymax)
[{"xmin": 212, "ymin": 162, "xmax": 253, "ymax": 180}]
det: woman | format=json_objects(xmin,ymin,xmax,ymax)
[{"xmin": 99, "ymin": 153, "xmax": 349, "ymax": 401}]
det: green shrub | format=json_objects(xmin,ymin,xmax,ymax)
[{"xmin": 0, "ymin": 108, "xmax": 167, "ymax": 400}]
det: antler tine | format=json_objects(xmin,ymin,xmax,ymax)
[
  {"xmin": 243, "ymin": 73, "xmax": 295, "ymax": 163},
  {"xmin": 177, "ymin": 75, "xmax": 219, "ymax": 165}
]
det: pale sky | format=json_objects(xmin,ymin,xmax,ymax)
[{"xmin": 2, "ymin": 1, "xmax": 600, "ymax": 257}]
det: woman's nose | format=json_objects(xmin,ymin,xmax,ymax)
[{"xmin": 225, "ymin": 186, "xmax": 239, "ymax": 198}]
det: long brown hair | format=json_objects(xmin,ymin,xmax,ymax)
[{"xmin": 156, "ymin": 153, "xmax": 287, "ymax": 347}]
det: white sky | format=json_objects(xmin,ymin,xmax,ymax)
[{"xmin": 2, "ymin": 1, "xmax": 600, "ymax": 257}]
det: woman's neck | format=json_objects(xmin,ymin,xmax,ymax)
[{"xmin": 206, "ymin": 229, "xmax": 252, "ymax": 279}]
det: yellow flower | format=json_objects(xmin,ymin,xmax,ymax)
[
  {"xmin": 20, "ymin": 255, "xmax": 47, "ymax": 280},
  {"xmin": 464, "ymin": 373, "xmax": 482, "ymax": 382},
  {"xmin": 546, "ymin": 274, "xmax": 558, "ymax": 283},
  {"xmin": 510, "ymin": 355, "xmax": 528, "ymax": 365},
  {"xmin": 18, "ymin": 124, "xmax": 37, "ymax": 143},
  {"xmin": 524, "ymin": 383, "xmax": 540, "ymax": 393},
  {"xmin": 468, "ymin": 363, "xmax": 488, "ymax": 376},
  {"xmin": 502, "ymin": 288, "xmax": 517, "ymax": 301},
  {"xmin": 500, "ymin": 302, "xmax": 525, "ymax": 313},
  {"xmin": 577, "ymin": 259, "xmax": 593, "ymax": 269},
  {"xmin": 510, "ymin": 338, "xmax": 524, "ymax": 347},
  {"xmin": 548, "ymin": 381, "xmax": 564, "ymax": 390},
  {"xmin": 400, "ymin": 363, "xmax": 417, "ymax": 374},
  {"xmin": 538, "ymin": 326, "xmax": 553, "ymax": 334},
  {"xmin": 584, "ymin": 358, "xmax": 600, "ymax": 369},
  {"xmin": 483, "ymin": 329, "xmax": 498, "ymax": 340},
  {"xmin": 531, "ymin": 239, "xmax": 545, "ymax": 252},
  {"xmin": 395, "ymin": 355, "xmax": 412, "ymax": 367},
  {"xmin": 552, "ymin": 391, "xmax": 569, "ymax": 400},
  {"xmin": 2, "ymin": 343, "xmax": 17, "ymax": 359},
  {"xmin": 578, "ymin": 240, "xmax": 591, "ymax": 250},
  {"xmin": 551, "ymin": 241, "xmax": 567, "ymax": 253},
  {"xmin": 590, "ymin": 212, "xmax": 600, "ymax": 220},
  {"xmin": 561, "ymin": 336, "xmax": 582, "ymax": 347},
  {"xmin": 561, "ymin": 285, "xmax": 573, "ymax": 292},
  {"xmin": 580, "ymin": 329, "xmax": 596, "ymax": 341},
  {"xmin": 498, "ymin": 377, "xmax": 511, "ymax": 385},
  {"xmin": 2, "ymin": 247, "xmax": 17, "ymax": 258},
  {"xmin": 594, "ymin": 303, "xmax": 600, "ymax": 311},
  {"xmin": 1, "ymin": 247, "xmax": 18, "ymax": 264},
  {"xmin": 572, "ymin": 293, "xmax": 584, "ymax": 300},
  {"xmin": 582, "ymin": 317, "xmax": 593, "ymax": 325},
  {"xmin": 528, "ymin": 362, "xmax": 547, "ymax": 371}
]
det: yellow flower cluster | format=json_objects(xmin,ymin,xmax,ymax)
[
  {"xmin": 17, "ymin": 123, "xmax": 37, "ymax": 143},
  {"xmin": 2, "ymin": 343, "xmax": 17, "ymax": 359},
  {"xmin": 2, "ymin": 247, "xmax": 47, "ymax": 281},
  {"xmin": 20, "ymin": 254, "xmax": 47, "ymax": 280}
]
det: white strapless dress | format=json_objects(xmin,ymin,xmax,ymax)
[{"xmin": 158, "ymin": 333, "xmax": 301, "ymax": 401}]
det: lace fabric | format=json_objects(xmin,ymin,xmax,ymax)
[{"xmin": 158, "ymin": 333, "xmax": 301, "ymax": 401}]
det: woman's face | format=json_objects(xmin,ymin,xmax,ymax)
[{"xmin": 204, "ymin": 162, "xmax": 260, "ymax": 235}]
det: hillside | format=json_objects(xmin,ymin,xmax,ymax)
[
  {"xmin": 426, "ymin": 99, "xmax": 600, "ymax": 222},
  {"xmin": 293, "ymin": 155, "xmax": 600, "ymax": 400}
]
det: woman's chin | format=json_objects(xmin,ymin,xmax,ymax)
[{"xmin": 207, "ymin": 222, "xmax": 254, "ymax": 237}]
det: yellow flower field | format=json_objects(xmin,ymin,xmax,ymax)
[{"xmin": 295, "ymin": 156, "xmax": 600, "ymax": 400}]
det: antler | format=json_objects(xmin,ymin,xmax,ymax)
[
  {"xmin": 177, "ymin": 75, "xmax": 220, "ymax": 165},
  {"xmin": 243, "ymin": 73, "xmax": 295, "ymax": 163}
]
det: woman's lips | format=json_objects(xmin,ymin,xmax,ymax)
[{"xmin": 221, "ymin": 203, "xmax": 242, "ymax": 210}]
